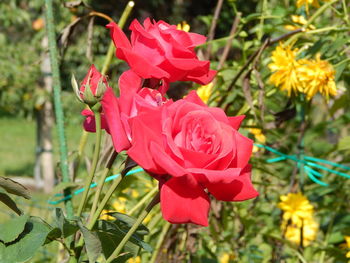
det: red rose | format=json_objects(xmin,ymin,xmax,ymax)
[
  {"xmin": 107, "ymin": 18, "xmax": 216, "ymax": 93},
  {"xmin": 101, "ymin": 70, "xmax": 170, "ymax": 152},
  {"xmin": 127, "ymin": 91, "xmax": 258, "ymax": 226}
]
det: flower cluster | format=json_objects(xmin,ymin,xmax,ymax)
[
  {"xmin": 296, "ymin": 0, "xmax": 331, "ymax": 13},
  {"xmin": 79, "ymin": 18, "xmax": 258, "ymax": 226},
  {"xmin": 278, "ymin": 192, "xmax": 318, "ymax": 246},
  {"xmin": 284, "ymin": 15, "xmax": 315, "ymax": 31},
  {"xmin": 269, "ymin": 43, "xmax": 337, "ymax": 100}
]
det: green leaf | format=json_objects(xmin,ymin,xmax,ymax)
[
  {"xmin": 44, "ymin": 227, "xmax": 62, "ymax": 244},
  {"xmin": 105, "ymin": 212, "xmax": 149, "ymax": 236},
  {"xmin": 97, "ymin": 230, "xmax": 123, "ymax": 259},
  {"xmin": 327, "ymin": 231, "xmax": 344, "ymax": 244},
  {"xmin": 78, "ymin": 221, "xmax": 102, "ymax": 263},
  {"xmin": 0, "ymin": 214, "xmax": 29, "ymax": 243},
  {"xmin": 53, "ymin": 208, "xmax": 79, "ymax": 238},
  {"xmin": 338, "ymin": 136, "xmax": 350, "ymax": 151},
  {"xmin": 0, "ymin": 176, "xmax": 30, "ymax": 199},
  {"xmin": 0, "ymin": 192, "xmax": 22, "ymax": 215},
  {"xmin": 0, "ymin": 216, "xmax": 52, "ymax": 263},
  {"xmin": 96, "ymin": 220, "xmax": 152, "ymax": 253}
]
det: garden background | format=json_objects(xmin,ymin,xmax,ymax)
[{"xmin": 0, "ymin": 0, "xmax": 350, "ymax": 262}]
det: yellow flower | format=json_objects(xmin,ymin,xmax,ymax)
[
  {"xmin": 284, "ymin": 15, "xmax": 315, "ymax": 31},
  {"xmin": 298, "ymin": 54, "xmax": 337, "ymax": 100},
  {"xmin": 268, "ymin": 43, "xmax": 303, "ymax": 97},
  {"xmin": 284, "ymin": 216, "xmax": 319, "ymax": 246},
  {"xmin": 100, "ymin": 209, "xmax": 115, "ymax": 220},
  {"xmin": 249, "ymin": 128, "xmax": 266, "ymax": 144},
  {"xmin": 143, "ymin": 213, "xmax": 152, "ymax": 224},
  {"xmin": 278, "ymin": 192, "xmax": 314, "ymax": 227},
  {"xmin": 100, "ymin": 197, "xmax": 127, "ymax": 220},
  {"xmin": 112, "ymin": 197, "xmax": 127, "ymax": 213},
  {"xmin": 177, "ymin": 21, "xmax": 190, "ymax": 32},
  {"xmin": 197, "ymin": 83, "xmax": 213, "ymax": 104},
  {"xmin": 128, "ymin": 256, "xmax": 141, "ymax": 263},
  {"xmin": 342, "ymin": 236, "xmax": 350, "ymax": 258},
  {"xmin": 296, "ymin": 0, "xmax": 331, "ymax": 13},
  {"xmin": 219, "ymin": 252, "xmax": 235, "ymax": 263},
  {"xmin": 131, "ymin": 189, "xmax": 139, "ymax": 198}
]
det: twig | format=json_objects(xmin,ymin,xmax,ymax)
[
  {"xmin": 205, "ymin": 0, "xmax": 224, "ymax": 59},
  {"xmin": 217, "ymin": 13, "xmax": 242, "ymax": 71},
  {"xmin": 86, "ymin": 16, "xmax": 94, "ymax": 62}
]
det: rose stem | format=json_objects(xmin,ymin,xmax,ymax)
[
  {"xmin": 89, "ymin": 150, "xmax": 118, "ymax": 221},
  {"xmin": 76, "ymin": 108, "xmax": 102, "ymax": 217},
  {"xmin": 149, "ymin": 221, "xmax": 171, "ymax": 263},
  {"xmin": 105, "ymin": 192, "xmax": 160, "ymax": 263}
]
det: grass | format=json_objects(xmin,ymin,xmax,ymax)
[
  {"xmin": 0, "ymin": 115, "xmax": 86, "ymax": 223},
  {"xmin": 0, "ymin": 116, "xmax": 87, "ymax": 177}
]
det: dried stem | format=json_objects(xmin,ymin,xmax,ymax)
[{"xmin": 205, "ymin": 0, "xmax": 224, "ymax": 59}]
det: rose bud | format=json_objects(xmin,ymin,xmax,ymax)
[{"xmin": 72, "ymin": 64, "xmax": 108, "ymax": 107}]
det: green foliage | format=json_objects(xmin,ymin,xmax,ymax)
[{"xmin": 0, "ymin": 216, "xmax": 52, "ymax": 263}]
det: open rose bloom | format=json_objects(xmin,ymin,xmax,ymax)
[
  {"xmin": 81, "ymin": 18, "xmax": 258, "ymax": 226},
  {"xmin": 107, "ymin": 18, "xmax": 216, "ymax": 93},
  {"xmin": 127, "ymin": 91, "xmax": 258, "ymax": 226}
]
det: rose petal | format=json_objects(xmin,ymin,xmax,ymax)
[
  {"xmin": 101, "ymin": 88, "xmax": 130, "ymax": 152},
  {"xmin": 118, "ymin": 70, "xmax": 142, "ymax": 114},
  {"xmin": 107, "ymin": 22, "xmax": 132, "ymax": 59},
  {"xmin": 232, "ymin": 131, "xmax": 253, "ymax": 168},
  {"xmin": 206, "ymin": 165, "xmax": 258, "ymax": 201},
  {"xmin": 228, "ymin": 115, "xmax": 245, "ymax": 130},
  {"xmin": 188, "ymin": 167, "xmax": 242, "ymax": 184},
  {"xmin": 184, "ymin": 90, "xmax": 207, "ymax": 107},
  {"xmin": 127, "ymin": 109, "xmax": 164, "ymax": 173},
  {"xmin": 160, "ymin": 177, "xmax": 210, "ymax": 226},
  {"xmin": 117, "ymin": 47, "xmax": 170, "ymax": 80},
  {"xmin": 150, "ymin": 141, "xmax": 187, "ymax": 177},
  {"xmin": 184, "ymin": 69, "xmax": 217, "ymax": 85}
]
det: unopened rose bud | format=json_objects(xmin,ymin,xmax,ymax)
[{"xmin": 72, "ymin": 65, "xmax": 109, "ymax": 107}]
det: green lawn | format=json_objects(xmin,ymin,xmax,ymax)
[{"xmin": 0, "ymin": 116, "xmax": 86, "ymax": 177}]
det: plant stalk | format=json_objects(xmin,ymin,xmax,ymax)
[
  {"xmin": 77, "ymin": 109, "xmax": 102, "ymax": 217},
  {"xmin": 89, "ymin": 151, "xmax": 118, "ymax": 220},
  {"xmin": 149, "ymin": 221, "xmax": 171, "ymax": 263},
  {"xmin": 105, "ymin": 192, "xmax": 160, "ymax": 263},
  {"xmin": 44, "ymin": 0, "xmax": 74, "ymax": 219}
]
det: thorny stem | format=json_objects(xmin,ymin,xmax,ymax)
[
  {"xmin": 44, "ymin": 0, "xmax": 74, "ymax": 219},
  {"xmin": 105, "ymin": 192, "xmax": 160, "ymax": 263}
]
